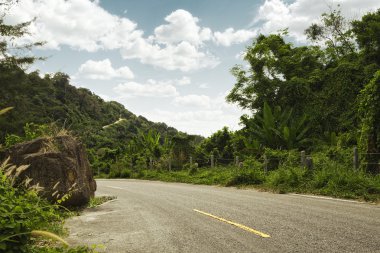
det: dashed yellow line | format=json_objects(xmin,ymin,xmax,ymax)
[{"xmin": 193, "ymin": 209, "xmax": 270, "ymax": 238}]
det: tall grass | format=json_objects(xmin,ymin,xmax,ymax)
[{"xmin": 129, "ymin": 157, "xmax": 380, "ymax": 202}]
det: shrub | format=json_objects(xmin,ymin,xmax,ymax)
[
  {"xmin": 242, "ymin": 157, "xmax": 262, "ymax": 170},
  {"xmin": 226, "ymin": 170, "xmax": 265, "ymax": 186},
  {"xmin": 185, "ymin": 163, "xmax": 198, "ymax": 175},
  {"xmin": 0, "ymin": 164, "xmax": 61, "ymax": 252},
  {"xmin": 4, "ymin": 123, "xmax": 60, "ymax": 148},
  {"xmin": 4, "ymin": 134, "xmax": 23, "ymax": 147},
  {"xmin": 120, "ymin": 169, "xmax": 131, "ymax": 178},
  {"xmin": 266, "ymin": 165, "xmax": 309, "ymax": 191},
  {"xmin": 262, "ymin": 148, "xmax": 299, "ymax": 170},
  {"xmin": 311, "ymin": 163, "xmax": 380, "ymax": 200},
  {"xmin": 0, "ymin": 161, "xmax": 94, "ymax": 252}
]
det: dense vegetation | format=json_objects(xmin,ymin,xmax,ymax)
[
  {"xmin": 0, "ymin": 66, "xmax": 203, "ymax": 175},
  {"xmin": 1, "ymin": 2, "xmax": 379, "ymax": 216},
  {"xmin": 0, "ymin": 159, "xmax": 96, "ymax": 253},
  {"xmin": 1, "ymin": 5, "xmax": 380, "ymax": 252}
]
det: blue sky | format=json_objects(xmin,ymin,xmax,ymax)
[{"xmin": 4, "ymin": 0, "xmax": 380, "ymax": 136}]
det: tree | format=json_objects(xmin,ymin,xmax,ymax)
[
  {"xmin": 227, "ymin": 33, "xmax": 323, "ymax": 116},
  {"xmin": 305, "ymin": 7, "xmax": 355, "ymax": 58},
  {"xmin": 358, "ymin": 70, "xmax": 380, "ymax": 174},
  {"xmin": 0, "ymin": 0, "xmax": 44, "ymax": 68},
  {"xmin": 352, "ymin": 9, "xmax": 380, "ymax": 67},
  {"xmin": 197, "ymin": 127, "xmax": 234, "ymax": 161}
]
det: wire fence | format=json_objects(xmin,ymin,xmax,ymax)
[{"xmin": 146, "ymin": 147, "xmax": 380, "ymax": 174}]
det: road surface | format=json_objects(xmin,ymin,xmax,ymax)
[{"xmin": 66, "ymin": 179, "xmax": 380, "ymax": 253}]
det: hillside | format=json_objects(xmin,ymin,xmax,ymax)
[{"xmin": 0, "ymin": 65, "xmax": 202, "ymax": 174}]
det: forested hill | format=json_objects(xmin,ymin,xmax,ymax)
[{"xmin": 0, "ymin": 65, "xmax": 201, "ymax": 165}]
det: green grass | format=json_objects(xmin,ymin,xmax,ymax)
[
  {"xmin": 127, "ymin": 165, "xmax": 380, "ymax": 202},
  {"xmin": 133, "ymin": 166, "xmax": 238, "ymax": 185},
  {"xmin": 88, "ymin": 196, "xmax": 117, "ymax": 208},
  {"xmin": 0, "ymin": 164, "xmax": 96, "ymax": 253}
]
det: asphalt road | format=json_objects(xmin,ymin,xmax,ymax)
[{"xmin": 66, "ymin": 179, "xmax": 380, "ymax": 253}]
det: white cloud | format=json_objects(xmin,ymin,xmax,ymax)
[
  {"xmin": 121, "ymin": 39, "xmax": 219, "ymax": 72},
  {"xmin": 78, "ymin": 59, "xmax": 134, "ymax": 80},
  {"xmin": 173, "ymin": 94, "xmax": 211, "ymax": 108},
  {"xmin": 98, "ymin": 93, "xmax": 111, "ymax": 102},
  {"xmin": 114, "ymin": 79, "xmax": 178, "ymax": 98},
  {"xmin": 199, "ymin": 83, "xmax": 209, "ymax": 89},
  {"xmin": 253, "ymin": 0, "xmax": 380, "ymax": 42},
  {"xmin": 5, "ymin": 0, "xmax": 142, "ymax": 51},
  {"xmin": 143, "ymin": 107, "xmax": 242, "ymax": 137},
  {"xmin": 235, "ymin": 51, "xmax": 246, "ymax": 60},
  {"xmin": 176, "ymin": 76, "xmax": 191, "ymax": 86},
  {"xmin": 140, "ymin": 91, "xmax": 247, "ymax": 136},
  {"xmin": 214, "ymin": 28, "xmax": 256, "ymax": 47},
  {"xmin": 6, "ymin": 1, "xmax": 264, "ymax": 71},
  {"xmin": 5, "ymin": 1, "xmax": 220, "ymax": 72},
  {"xmin": 153, "ymin": 9, "xmax": 212, "ymax": 46}
]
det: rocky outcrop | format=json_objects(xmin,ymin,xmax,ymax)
[{"xmin": 1, "ymin": 135, "xmax": 96, "ymax": 206}]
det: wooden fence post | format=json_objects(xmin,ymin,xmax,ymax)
[
  {"xmin": 211, "ymin": 155, "xmax": 214, "ymax": 168},
  {"xmin": 264, "ymin": 154, "xmax": 268, "ymax": 174},
  {"xmin": 301, "ymin": 150, "xmax": 306, "ymax": 167},
  {"xmin": 168, "ymin": 157, "xmax": 172, "ymax": 171},
  {"xmin": 149, "ymin": 157, "xmax": 153, "ymax": 170},
  {"xmin": 190, "ymin": 156, "xmax": 193, "ymax": 166},
  {"xmin": 306, "ymin": 156, "xmax": 313, "ymax": 171},
  {"xmin": 353, "ymin": 146, "xmax": 359, "ymax": 170},
  {"xmin": 235, "ymin": 156, "xmax": 239, "ymax": 166}
]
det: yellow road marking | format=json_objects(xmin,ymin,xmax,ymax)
[{"xmin": 193, "ymin": 209, "xmax": 270, "ymax": 238}]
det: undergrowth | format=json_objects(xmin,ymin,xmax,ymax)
[
  {"xmin": 0, "ymin": 163, "xmax": 94, "ymax": 253},
  {"xmin": 88, "ymin": 196, "xmax": 117, "ymax": 208},
  {"xmin": 123, "ymin": 152, "xmax": 380, "ymax": 202}
]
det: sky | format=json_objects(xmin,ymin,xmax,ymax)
[{"xmin": 3, "ymin": 0, "xmax": 380, "ymax": 137}]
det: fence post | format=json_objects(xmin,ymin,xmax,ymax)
[
  {"xmin": 301, "ymin": 150, "xmax": 306, "ymax": 167},
  {"xmin": 306, "ymin": 156, "xmax": 313, "ymax": 171},
  {"xmin": 190, "ymin": 156, "xmax": 193, "ymax": 166},
  {"xmin": 168, "ymin": 157, "xmax": 172, "ymax": 171},
  {"xmin": 211, "ymin": 155, "xmax": 214, "ymax": 168},
  {"xmin": 235, "ymin": 156, "xmax": 239, "ymax": 166},
  {"xmin": 264, "ymin": 154, "xmax": 268, "ymax": 174},
  {"xmin": 149, "ymin": 157, "xmax": 153, "ymax": 170},
  {"xmin": 353, "ymin": 146, "xmax": 359, "ymax": 170}
]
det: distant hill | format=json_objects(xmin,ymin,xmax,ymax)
[{"xmin": 0, "ymin": 66, "xmax": 201, "ymax": 153}]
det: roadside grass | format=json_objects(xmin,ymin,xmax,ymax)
[
  {"xmin": 123, "ymin": 165, "xmax": 380, "ymax": 202},
  {"xmin": 0, "ymin": 164, "xmax": 96, "ymax": 252},
  {"xmin": 88, "ymin": 196, "xmax": 117, "ymax": 208}
]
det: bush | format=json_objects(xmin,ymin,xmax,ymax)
[
  {"xmin": 226, "ymin": 168, "xmax": 265, "ymax": 186},
  {"xmin": 311, "ymin": 163, "xmax": 380, "ymax": 200},
  {"xmin": 262, "ymin": 148, "xmax": 299, "ymax": 170},
  {"xmin": 108, "ymin": 169, "xmax": 120, "ymax": 178},
  {"xmin": 0, "ymin": 162, "xmax": 94, "ymax": 252},
  {"xmin": 120, "ymin": 169, "xmax": 131, "ymax": 178},
  {"xmin": 4, "ymin": 123, "xmax": 58, "ymax": 148},
  {"xmin": 242, "ymin": 157, "xmax": 262, "ymax": 170},
  {"xmin": 266, "ymin": 165, "xmax": 309, "ymax": 192},
  {"xmin": 185, "ymin": 163, "xmax": 198, "ymax": 175},
  {"xmin": 0, "ymin": 166, "xmax": 61, "ymax": 252}
]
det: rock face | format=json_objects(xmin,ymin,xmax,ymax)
[{"xmin": 2, "ymin": 135, "xmax": 96, "ymax": 206}]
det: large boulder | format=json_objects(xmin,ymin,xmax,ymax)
[{"xmin": 1, "ymin": 135, "xmax": 96, "ymax": 206}]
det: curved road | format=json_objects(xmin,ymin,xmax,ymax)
[{"xmin": 66, "ymin": 179, "xmax": 380, "ymax": 253}]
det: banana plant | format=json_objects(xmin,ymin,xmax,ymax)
[
  {"xmin": 135, "ymin": 129, "xmax": 162, "ymax": 158},
  {"xmin": 242, "ymin": 102, "xmax": 310, "ymax": 149}
]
